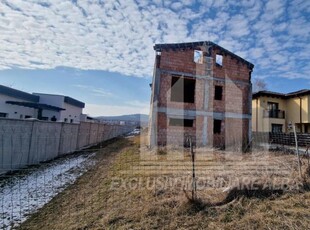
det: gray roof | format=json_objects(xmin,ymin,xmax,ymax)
[
  {"xmin": 6, "ymin": 101, "xmax": 65, "ymax": 111},
  {"xmin": 0, "ymin": 85, "xmax": 39, "ymax": 102},
  {"xmin": 64, "ymin": 96, "xmax": 85, "ymax": 108},
  {"xmin": 33, "ymin": 93, "xmax": 85, "ymax": 108}
]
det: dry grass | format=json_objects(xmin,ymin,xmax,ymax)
[{"xmin": 20, "ymin": 134, "xmax": 310, "ymax": 230}]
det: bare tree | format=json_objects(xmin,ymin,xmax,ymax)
[{"xmin": 252, "ymin": 78, "xmax": 267, "ymax": 92}]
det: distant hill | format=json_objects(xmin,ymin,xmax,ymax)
[{"xmin": 96, "ymin": 114, "xmax": 149, "ymax": 123}]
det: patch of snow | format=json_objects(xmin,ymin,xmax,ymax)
[{"xmin": 0, "ymin": 153, "xmax": 96, "ymax": 229}]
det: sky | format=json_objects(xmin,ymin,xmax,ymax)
[{"xmin": 0, "ymin": 0, "xmax": 309, "ymax": 116}]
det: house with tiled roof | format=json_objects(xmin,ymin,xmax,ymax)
[{"xmin": 252, "ymin": 89, "xmax": 310, "ymax": 133}]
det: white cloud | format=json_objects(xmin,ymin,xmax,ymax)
[
  {"xmin": 73, "ymin": 85, "xmax": 113, "ymax": 97},
  {"xmin": 85, "ymin": 102, "xmax": 149, "ymax": 116},
  {"xmin": 249, "ymin": 47, "xmax": 264, "ymax": 59},
  {"xmin": 170, "ymin": 2, "xmax": 183, "ymax": 11},
  {"xmin": 126, "ymin": 100, "xmax": 150, "ymax": 108},
  {"xmin": 0, "ymin": 0, "xmax": 309, "ymax": 81},
  {"xmin": 227, "ymin": 14, "xmax": 250, "ymax": 37},
  {"xmin": 262, "ymin": 0, "xmax": 286, "ymax": 21}
]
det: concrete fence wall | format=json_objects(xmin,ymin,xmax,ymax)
[{"xmin": 0, "ymin": 119, "xmax": 134, "ymax": 174}]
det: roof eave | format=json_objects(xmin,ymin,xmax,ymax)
[{"xmin": 153, "ymin": 41, "xmax": 254, "ymax": 69}]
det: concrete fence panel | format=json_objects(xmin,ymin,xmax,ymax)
[
  {"xmin": 0, "ymin": 119, "xmax": 32, "ymax": 173},
  {"xmin": 59, "ymin": 123, "xmax": 79, "ymax": 155},
  {"xmin": 113, "ymin": 125, "xmax": 118, "ymax": 138},
  {"xmin": 89, "ymin": 123, "xmax": 99, "ymax": 145},
  {"xmin": 28, "ymin": 121, "xmax": 62, "ymax": 164},
  {"xmin": 102, "ymin": 125, "xmax": 111, "ymax": 141},
  {"xmin": 77, "ymin": 122, "xmax": 91, "ymax": 149},
  {"xmin": 1, "ymin": 118, "xmax": 134, "ymax": 174},
  {"xmin": 97, "ymin": 124, "xmax": 105, "ymax": 142}
]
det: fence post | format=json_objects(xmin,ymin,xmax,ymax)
[
  {"xmin": 293, "ymin": 125, "xmax": 302, "ymax": 177},
  {"xmin": 58, "ymin": 122, "xmax": 64, "ymax": 157},
  {"xmin": 27, "ymin": 121, "xmax": 35, "ymax": 165},
  {"xmin": 189, "ymin": 137, "xmax": 196, "ymax": 200}
]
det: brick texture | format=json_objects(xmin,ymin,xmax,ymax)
[{"xmin": 150, "ymin": 43, "xmax": 253, "ymax": 151}]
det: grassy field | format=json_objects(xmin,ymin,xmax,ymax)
[{"xmin": 20, "ymin": 134, "xmax": 310, "ymax": 230}]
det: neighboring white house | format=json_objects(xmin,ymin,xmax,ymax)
[
  {"xmin": 0, "ymin": 85, "xmax": 85, "ymax": 123},
  {"xmin": 80, "ymin": 114, "xmax": 101, "ymax": 123},
  {"xmin": 33, "ymin": 93, "xmax": 85, "ymax": 123},
  {"xmin": 0, "ymin": 85, "xmax": 38, "ymax": 119}
]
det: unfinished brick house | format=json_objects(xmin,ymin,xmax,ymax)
[{"xmin": 148, "ymin": 41, "xmax": 254, "ymax": 151}]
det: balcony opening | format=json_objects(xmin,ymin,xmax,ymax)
[
  {"xmin": 213, "ymin": 119, "xmax": 222, "ymax": 134},
  {"xmin": 169, "ymin": 118, "xmax": 194, "ymax": 127},
  {"xmin": 214, "ymin": 85, "xmax": 223, "ymax": 100},
  {"xmin": 268, "ymin": 102, "xmax": 279, "ymax": 111},
  {"xmin": 266, "ymin": 102, "xmax": 285, "ymax": 118},
  {"xmin": 171, "ymin": 76, "xmax": 195, "ymax": 103}
]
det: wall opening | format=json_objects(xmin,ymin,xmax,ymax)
[
  {"xmin": 216, "ymin": 54, "xmax": 223, "ymax": 66},
  {"xmin": 0, "ymin": 112, "xmax": 8, "ymax": 118},
  {"xmin": 214, "ymin": 85, "xmax": 223, "ymax": 100},
  {"xmin": 169, "ymin": 118, "xmax": 194, "ymax": 127},
  {"xmin": 194, "ymin": 50, "xmax": 203, "ymax": 64},
  {"xmin": 171, "ymin": 76, "xmax": 195, "ymax": 103},
  {"xmin": 213, "ymin": 119, "xmax": 222, "ymax": 134}
]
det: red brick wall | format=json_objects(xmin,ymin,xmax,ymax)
[
  {"xmin": 154, "ymin": 45, "xmax": 252, "ymax": 150},
  {"xmin": 158, "ymin": 73, "xmax": 204, "ymax": 110},
  {"xmin": 212, "ymin": 47, "xmax": 251, "ymax": 82},
  {"xmin": 207, "ymin": 117, "xmax": 249, "ymax": 150},
  {"xmin": 207, "ymin": 117, "xmax": 225, "ymax": 148},
  {"xmin": 160, "ymin": 49, "xmax": 198, "ymax": 75},
  {"xmin": 157, "ymin": 112, "xmax": 205, "ymax": 146},
  {"xmin": 157, "ymin": 112, "xmax": 167, "ymax": 146},
  {"xmin": 159, "ymin": 47, "xmax": 251, "ymax": 83}
]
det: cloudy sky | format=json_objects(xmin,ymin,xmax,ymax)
[{"xmin": 0, "ymin": 0, "xmax": 309, "ymax": 116}]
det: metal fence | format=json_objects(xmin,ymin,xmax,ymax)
[{"xmin": 253, "ymin": 131, "xmax": 310, "ymax": 149}]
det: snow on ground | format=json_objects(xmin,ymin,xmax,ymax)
[{"xmin": 0, "ymin": 152, "xmax": 96, "ymax": 229}]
